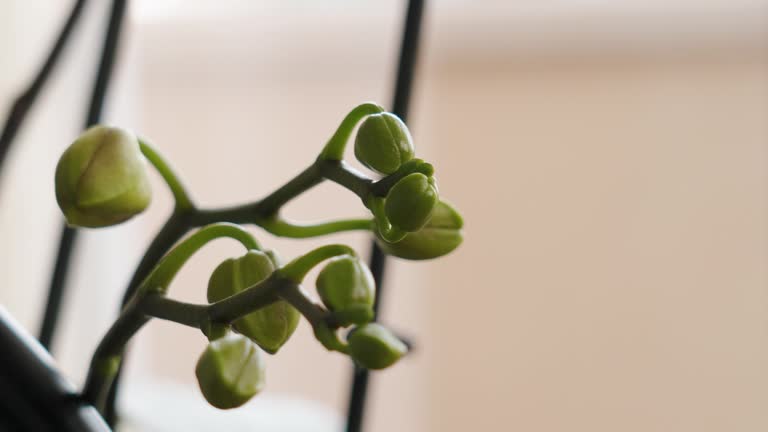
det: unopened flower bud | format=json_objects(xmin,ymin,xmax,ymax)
[
  {"xmin": 377, "ymin": 200, "xmax": 463, "ymax": 260},
  {"xmin": 347, "ymin": 323, "xmax": 407, "ymax": 370},
  {"xmin": 354, "ymin": 113, "xmax": 414, "ymax": 175},
  {"xmin": 195, "ymin": 333, "xmax": 265, "ymax": 409},
  {"xmin": 385, "ymin": 173, "xmax": 438, "ymax": 232},
  {"xmin": 208, "ymin": 250, "xmax": 299, "ymax": 354},
  {"xmin": 316, "ymin": 255, "xmax": 375, "ymax": 326},
  {"xmin": 54, "ymin": 126, "xmax": 151, "ymax": 228}
]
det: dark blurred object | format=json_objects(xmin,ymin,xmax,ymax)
[
  {"xmin": 0, "ymin": 0, "xmax": 87, "ymax": 175},
  {"xmin": 0, "ymin": 307, "xmax": 110, "ymax": 431}
]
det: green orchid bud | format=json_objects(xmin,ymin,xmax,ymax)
[
  {"xmin": 208, "ymin": 250, "xmax": 300, "ymax": 354},
  {"xmin": 195, "ymin": 333, "xmax": 265, "ymax": 409},
  {"xmin": 354, "ymin": 113, "xmax": 414, "ymax": 175},
  {"xmin": 377, "ymin": 200, "xmax": 463, "ymax": 260},
  {"xmin": 385, "ymin": 172, "xmax": 438, "ymax": 232},
  {"xmin": 54, "ymin": 126, "xmax": 152, "ymax": 228},
  {"xmin": 316, "ymin": 255, "xmax": 375, "ymax": 326},
  {"xmin": 347, "ymin": 323, "xmax": 407, "ymax": 370}
]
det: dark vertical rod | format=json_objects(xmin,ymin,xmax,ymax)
[
  {"xmin": 39, "ymin": 0, "xmax": 129, "ymax": 352},
  {"xmin": 0, "ymin": 0, "xmax": 88, "ymax": 173},
  {"xmin": 345, "ymin": 1, "xmax": 425, "ymax": 431}
]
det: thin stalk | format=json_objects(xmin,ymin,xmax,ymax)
[
  {"xmin": 318, "ymin": 102, "xmax": 385, "ymax": 161},
  {"xmin": 258, "ymin": 217, "xmax": 373, "ymax": 238},
  {"xmin": 139, "ymin": 139, "xmax": 194, "ymax": 211},
  {"xmin": 120, "ymin": 212, "xmax": 191, "ymax": 304},
  {"xmin": 278, "ymin": 244, "xmax": 357, "ymax": 283},
  {"xmin": 84, "ymin": 274, "xmax": 299, "ymax": 414}
]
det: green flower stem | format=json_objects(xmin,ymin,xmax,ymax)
[
  {"xmin": 140, "ymin": 275, "xmax": 288, "ymax": 328},
  {"xmin": 257, "ymin": 217, "xmax": 374, "ymax": 238},
  {"xmin": 82, "ymin": 300, "xmax": 147, "ymax": 413},
  {"xmin": 245, "ymin": 163, "xmax": 325, "ymax": 218},
  {"xmin": 83, "ymin": 274, "xmax": 291, "ymax": 414},
  {"xmin": 137, "ymin": 223, "xmax": 260, "ymax": 297},
  {"xmin": 140, "ymin": 295, "xmax": 207, "ymax": 328},
  {"xmin": 206, "ymin": 274, "xmax": 286, "ymax": 323},
  {"xmin": 91, "ymin": 115, "xmax": 415, "ymax": 417},
  {"xmin": 120, "ymin": 211, "xmax": 192, "ymax": 305},
  {"xmin": 316, "ymin": 159, "xmax": 373, "ymax": 202},
  {"xmin": 278, "ymin": 286, "xmax": 326, "ymax": 325},
  {"xmin": 278, "ymin": 244, "xmax": 357, "ymax": 283},
  {"xmin": 278, "ymin": 284, "xmax": 348, "ymax": 353},
  {"xmin": 138, "ymin": 139, "xmax": 194, "ymax": 211},
  {"xmin": 318, "ymin": 102, "xmax": 385, "ymax": 161},
  {"xmin": 190, "ymin": 163, "xmax": 324, "ymax": 225},
  {"xmin": 124, "ymin": 114, "xmax": 413, "ymax": 305},
  {"xmin": 192, "ymin": 159, "xmax": 373, "ymax": 225},
  {"xmin": 120, "ymin": 160, "xmax": 375, "ymax": 307}
]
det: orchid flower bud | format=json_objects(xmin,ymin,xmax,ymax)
[
  {"xmin": 385, "ymin": 172, "xmax": 438, "ymax": 232},
  {"xmin": 347, "ymin": 323, "xmax": 407, "ymax": 370},
  {"xmin": 377, "ymin": 200, "xmax": 463, "ymax": 260},
  {"xmin": 208, "ymin": 250, "xmax": 300, "ymax": 354},
  {"xmin": 195, "ymin": 333, "xmax": 265, "ymax": 409},
  {"xmin": 354, "ymin": 113, "xmax": 414, "ymax": 175},
  {"xmin": 54, "ymin": 126, "xmax": 151, "ymax": 228},
  {"xmin": 316, "ymin": 255, "xmax": 375, "ymax": 326}
]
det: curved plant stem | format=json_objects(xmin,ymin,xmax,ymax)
[
  {"xmin": 137, "ymin": 222, "xmax": 260, "ymax": 297},
  {"xmin": 318, "ymin": 102, "xmax": 385, "ymax": 161},
  {"xmin": 278, "ymin": 244, "xmax": 357, "ymax": 283},
  {"xmin": 120, "ymin": 159, "xmax": 378, "ymax": 305},
  {"xmin": 83, "ymin": 274, "xmax": 296, "ymax": 414},
  {"xmin": 192, "ymin": 158, "xmax": 376, "ymax": 226},
  {"xmin": 258, "ymin": 217, "xmax": 373, "ymax": 238},
  {"xmin": 316, "ymin": 160, "xmax": 373, "ymax": 202},
  {"xmin": 278, "ymin": 284, "xmax": 347, "ymax": 353},
  {"xmin": 120, "ymin": 211, "xmax": 191, "ymax": 305},
  {"xmin": 139, "ymin": 139, "xmax": 194, "ymax": 211},
  {"xmin": 101, "ymin": 116, "xmax": 414, "ymax": 417}
]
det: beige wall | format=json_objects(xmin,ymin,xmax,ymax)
[
  {"xmin": 2, "ymin": 2, "xmax": 768, "ymax": 431},
  {"xmin": 422, "ymin": 55, "xmax": 768, "ymax": 431}
]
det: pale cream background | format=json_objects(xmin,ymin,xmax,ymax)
[{"xmin": 1, "ymin": 1, "xmax": 768, "ymax": 431}]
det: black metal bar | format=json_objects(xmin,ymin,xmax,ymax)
[
  {"xmin": 345, "ymin": 1, "xmax": 425, "ymax": 431},
  {"xmin": 0, "ymin": 307, "xmax": 110, "ymax": 431},
  {"xmin": 39, "ymin": 0, "xmax": 129, "ymax": 355},
  {"xmin": 38, "ymin": 226, "xmax": 77, "ymax": 349},
  {"xmin": 0, "ymin": 0, "xmax": 88, "ymax": 173}
]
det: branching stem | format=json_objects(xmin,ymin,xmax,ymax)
[{"xmin": 91, "ymin": 104, "xmax": 409, "ymax": 417}]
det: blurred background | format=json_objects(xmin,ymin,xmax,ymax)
[{"xmin": 1, "ymin": 0, "xmax": 768, "ymax": 431}]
